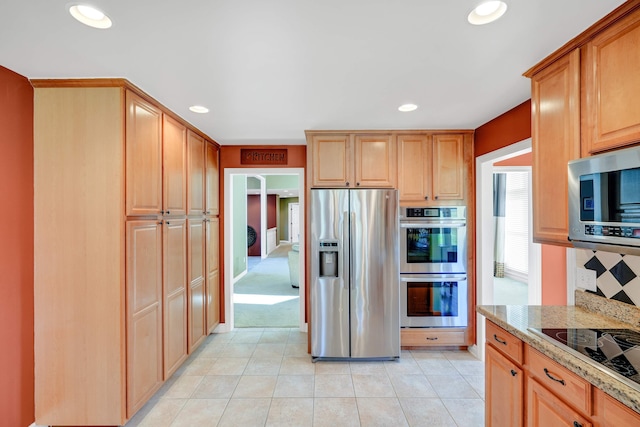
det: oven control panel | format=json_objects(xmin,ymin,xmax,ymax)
[{"xmin": 404, "ymin": 207, "xmax": 464, "ymax": 219}]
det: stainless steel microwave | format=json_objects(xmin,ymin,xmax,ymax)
[{"xmin": 568, "ymin": 145, "xmax": 640, "ymax": 254}]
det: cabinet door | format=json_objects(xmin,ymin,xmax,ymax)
[
  {"xmin": 397, "ymin": 135, "xmax": 431, "ymax": 203},
  {"xmin": 432, "ymin": 134, "xmax": 464, "ymax": 202},
  {"xmin": 206, "ymin": 217, "xmax": 220, "ymax": 333},
  {"xmin": 126, "ymin": 91, "xmax": 162, "ymax": 216},
  {"xmin": 163, "ymin": 219, "xmax": 187, "ymax": 379},
  {"xmin": 595, "ymin": 388, "xmax": 640, "ymax": 426},
  {"xmin": 527, "ymin": 378, "xmax": 592, "ymax": 427},
  {"xmin": 205, "ymin": 142, "xmax": 219, "ymax": 216},
  {"xmin": 187, "ymin": 131, "xmax": 205, "ymax": 216},
  {"xmin": 485, "ymin": 345, "xmax": 523, "ymax": 427},
  {"xmin": 188, "ymin": 219, "xmax": 206, "ymax": 352},
  {"xmin": 310, "ymin": 134, "xmax": 353, "ymax": 187},
  {"xmin": 126, "ymin": 220, "xmax": 163, "ymax": 417},
  {"xmin": 531, "ymin": 48, "xmax": 580, "ymax": 246},
  {"xmin": 354, "ymin": 134, "xmax": 396, "ymax": 188},
  {"xmin": 163, "ymin": 115, "xmax": 187, "ymax": 216},
  {"xmin": 584, "ymin": 11, "xmax": 640, "ymax": 153}
]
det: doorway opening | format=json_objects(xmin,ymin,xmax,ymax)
[
  {"xmin": 223, "ymin": 168, "xmax": 306, "ymax": 332},
  {"xmin": 473, "ymin": 138, "xmax": 541, "ymax": 360}
]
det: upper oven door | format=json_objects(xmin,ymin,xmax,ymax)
[{"xmin": 400, "ymin": 221, "xmax": 467, "ymax": 274}]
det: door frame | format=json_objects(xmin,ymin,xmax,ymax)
[
  {"xmin": 288, "ymin": 202, "xmax": 300, "ymax": 243},
  {"xmin": 471, "ymin": 138, "xmax": 541, "ymax": 360},
  {"xmin": 222, "ymin": 167, "xmax": 306, "ymax": 332}
]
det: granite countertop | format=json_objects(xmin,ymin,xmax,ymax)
[{"xmin": 477, "ymin": 290, "xmax": 640, "ymax": 413}]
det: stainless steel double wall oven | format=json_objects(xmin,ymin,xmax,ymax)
[{"xmin": 399, "ymin": 206, "xmax": 468, "ymax": 328}]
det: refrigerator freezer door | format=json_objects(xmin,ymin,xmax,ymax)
[
  {"xmin": 350, "ymin": 189, "xmax": 400, "ymax": 358},
  {"xmin": 311, "ymin": 189, "xmax": 350, "ymax": 358}
]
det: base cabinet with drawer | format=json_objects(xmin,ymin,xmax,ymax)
[
  {"xmin": 484, "ymin": 321, "xmax": 640, "ymax": 427},
  {"xmin": 401, "ymin": 328, "xmax": 466, "ymax": 347}
]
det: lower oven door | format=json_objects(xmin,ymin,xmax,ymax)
[{"xmin": 400, "ymin": 274, "xmax": 467, "ymax": 328}]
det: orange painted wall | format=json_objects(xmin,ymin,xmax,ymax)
[
  {"xmin": 0, "ymin": 66, "xmax": 34, "ymax": 426},
  {"xmin": 475, "ymin": 100, "xmax": 531, "ymax": 157},
  {"xmin": 475, "ymin": 99, "xmax": 567, "ymax": 305},
  {"xmin": 219, "ymin": 145, "xmax": 307, "ymax": 322}
]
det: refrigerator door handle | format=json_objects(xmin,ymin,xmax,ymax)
[
  {"xmin": 349, "ymin": 211, "xmax": 356, "ymax": 290},
  {"xmin": 343, "ymin": 211, "xmax": 350, "ymax": 289}
]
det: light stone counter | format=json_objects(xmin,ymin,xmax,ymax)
[{"xmin": 477, "ymin": 290, "xmax": 640, "ymax": 413}]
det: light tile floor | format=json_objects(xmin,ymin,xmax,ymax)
[{"xmin": 125, "ymin": 328, "xmax": 485, "ymax": 427}]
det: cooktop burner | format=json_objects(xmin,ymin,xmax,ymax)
[{"xmin": 531, "ymin": 328, "xmax": 640, "ymax": 390}]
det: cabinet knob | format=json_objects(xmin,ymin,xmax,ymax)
[
  {"xmin": 346, "ymin": 182, "xmax": 350, "ymax": 187},
  {"xmin": 356, "ymin": 182, "xmax": 360, "ymax": 186},
  {"xmin": 424, "ymin": 196, "xmax": 429, "ymax": 200},
  {"xmin": 158, "ymin": 221, "xmax": 163, "ymax": 225},
  {"xmin": 166, "ymin": 210, "xmax": 170, "ymax": 215},
  {"xmin": 510, "ymin": 369, "xmax": 517, "ymax": 377},
  {"xmin": 166, "ymin": 221, "xmax": 170, "ymax": 225},
  {"xmin": 435, "ymin": 196, "xmax": 439, "ymax": 200},
  {"xmin": 160, "ymin": 210, "xmax": 165, "ymax": 214}
]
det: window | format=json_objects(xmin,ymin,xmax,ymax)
[{"xmin": 504, "ymin": 171, "xmax": 529, "ymax": 280}]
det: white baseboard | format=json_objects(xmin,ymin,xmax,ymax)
[{"xmin": 29, "ymin": 423, "xmax": 49, "ymax": 427}]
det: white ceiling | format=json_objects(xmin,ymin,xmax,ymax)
[{"xmin": 0, "ymin": 1, "xmax": 626, "ymax": 145}]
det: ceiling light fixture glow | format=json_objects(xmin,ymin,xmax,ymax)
[
  {"xmin": 398, "ymin": 103, "xmax": 418, "ymax": 112},
  {"xmin": 69, "ymin": 4, "xmax": 112, "ymax": 29},
  {"xmin": 189, "ymin": 105, "xmax": 209, "ymax": 113},
  {"xmin": 468, "ymin": 1, "xmax": 507, "ymax": 25}
]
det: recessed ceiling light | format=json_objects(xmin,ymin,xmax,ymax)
[
  {"xmin": 398, "ymin": 104, "xmax": 418, "ymax": 112},
  {"xmin": 468, "ymin": 1, "xmax": 507, "ymax": 25},
  {"xmin": 189, "ymin": 105, "xmax": 209, "ymax": 114},
  {"xmin": 69, "ymin": 4, "xmax": 112, "ymax": 29}
]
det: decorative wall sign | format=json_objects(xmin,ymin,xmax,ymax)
[{"xmin": 240, "ymin": 148, "xmax": 288, "ymax": 165}]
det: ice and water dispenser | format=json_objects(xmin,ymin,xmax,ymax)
[{"xmin": 318, "ymin": 239, "xmax": 339, "ymax": 277}]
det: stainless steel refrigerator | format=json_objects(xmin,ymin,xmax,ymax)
[{"xmin": 310, "ymin": 189, "xmax": 399, "ymax": 360}]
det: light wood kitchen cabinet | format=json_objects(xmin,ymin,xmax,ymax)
[
  {"xmin": 126, "ymin": 220, "xmax": 163, "ymax": 418},
  {"xmin": 206, "ymin": 142, "xmax": 220, "ymax": 216},
  {"xmin": 397, "ymin": 133, "xmax": 464, "ymax": 204},
  {"xmin": 583, "ymin": 10, "xmax": 640, "ymax": 154},
  {"xmin": 188, "ymin": 130, "xmax": 206, "ymax": 216},
  {"xmin": 126, "ymin": 91, "xmax": 163, "ymax": 217},
  {"xmin": 307, "ymin": 132, "xmax": 396, "ymax": 188},
  {"xmin": 163, "ymin": 219, "xmax": 188, "ymax": 379},
  {"xmin": 353, "ymin": 134, "xmax": 396, "ymax": 188},
  {"xmin": 594, "ymin": 389, "xmax": 640, "ymax": 426},
  {"xmin": 486, "ymin": 344, "xmax": 523, "ymax": 427},
  {"xmin": 206, "ymin": 217, "xmax": 220, "ymax": 333},
  {"xmin": 33, "ymin": 80, "xmax": 221, "ymax": 426},
  {"xmin": 527, "ymin": 378, "xmax": 592, "ymax": 427},
  {"xmin": 163, "ymin": 115, "xmax": 188, "ymax": 216},
  {"xmin": 529, "ymin": 48, "xmax": 580, "ymax": 246},
  {"xmin": 400, "ymin": 328, "xmax": 465, "ymax": 346},
  {"xmin": 188, "ymin": 219, "xmax": 207, "ymax": 352}
]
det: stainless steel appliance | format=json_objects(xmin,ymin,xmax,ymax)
[
  {"xmin": 310, "ymin": 189, "xmax": 399, "ymax": 360},
  {"xmin": 399, "ymin": 207, "xmax": 467, "ymax": 328},
  {"xmin": 400, "ymin": 207, "xmax": 467, "ymax": 274},
  {"xmin": 569, "ymin": 145, "xmax": 640, "ymax": 255}
]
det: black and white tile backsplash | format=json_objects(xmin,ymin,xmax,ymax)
[{"xmin": 577, "ymin": 249, "xmax": 640, "ymax": 307}]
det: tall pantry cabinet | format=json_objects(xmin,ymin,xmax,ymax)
[{"xmin": 33, "ymin": 80, "xmax": 220, "ymax": 426}]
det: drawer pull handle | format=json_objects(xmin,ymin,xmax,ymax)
[
  {"xmin": 510, "ymin": 369, "xmax": 517, "ymax": 377},
  {"xmin": 493, "ymin": 334, "xmax": 507, "ymax": 345},
  {"xmin": 544, "ymin": 368, "xmax": 566, "ymax": 386},
  {"xmin": 426, "ymin": 337, "xmax": 438, "ymax": 341},
  {"xmin": 573, "ymin": 422, "xmax": 582, "ymax": 427}
]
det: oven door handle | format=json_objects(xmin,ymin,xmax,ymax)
[
  {"xmin": 400, "ymin": 222, "xmax": 466, "ymax": 228},
  {"xmin": 400, "ymin": 274, "xmax": 467, "ymax": 282}
]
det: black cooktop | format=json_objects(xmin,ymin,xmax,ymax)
[{"xmin": 532, "ymin": 328, "xmax": 640, "ymax": 390}]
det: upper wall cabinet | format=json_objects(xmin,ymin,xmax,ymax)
[
  {"xmin": 583, "ymin": 10, "xmax": 640, "ymax": 154},
  {"xmin": 530, "ymin": 49, "xmax": 581, "ymax": 246},
  {"xmin": 524, "ymin": 2, "xmax": 640, "ymax": 246},
  {"xmin": 306, "ymin": 132, "xmax": 396, "ymax": 188},
  {"xmin": 397, "ymin": 133, "xmax": 466, "ymax": 205},
  {"xmin": 126, "ymin": 91, "xmax": 163, "ymax": 216}
]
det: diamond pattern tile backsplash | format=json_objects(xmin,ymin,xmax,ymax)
[{"xmin": 577, "ymin": 249, "xmax": 640, "ymax": 307}]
